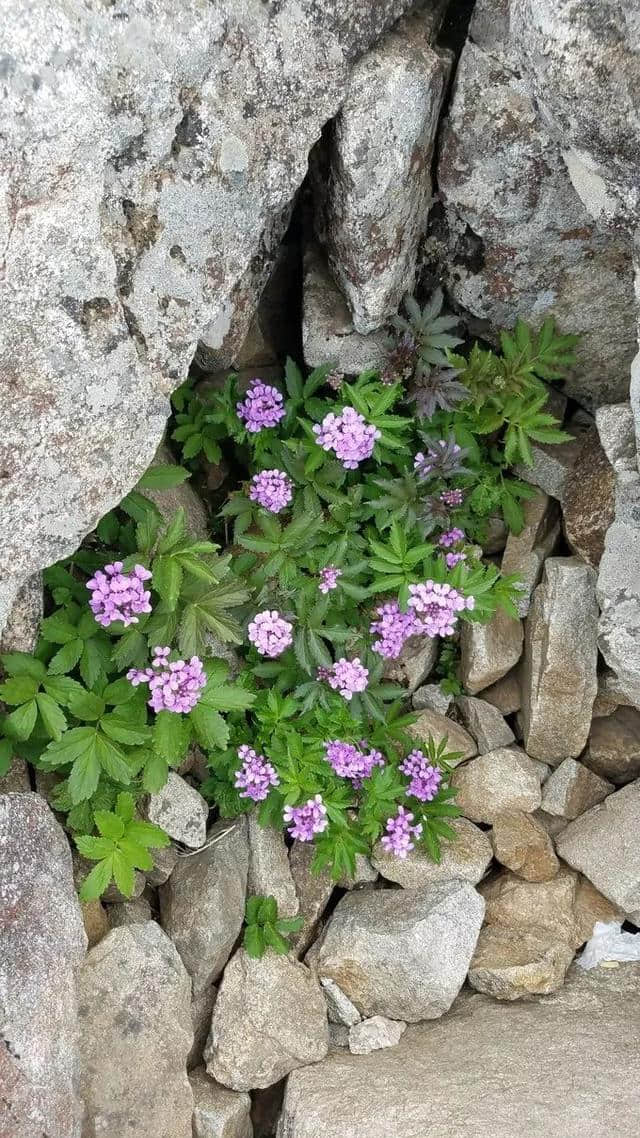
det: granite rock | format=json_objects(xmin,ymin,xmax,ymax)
[
  {"xmin": 451, "ymin": 748, "xmax": 544, "ymax": 824},
  {"xmin": 490, "ymin": 810, "xmax": 559, "ymax": 882},
  {"xmin": 541, "ymin": 758, "xmax": 613, "ymax": 820},
  {"xmin": 372, "ymin": 817, "xmax": 492, "ymax": 888},
  {"xmin": 460, "ymin": 610, "xmax": 524, "ymax": 694}
]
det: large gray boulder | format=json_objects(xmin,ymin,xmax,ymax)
[
  {"xmin": 556, "ymin": 780, "xmax": 640, "ymax": 918},
  {"xmin": 0, "ymin": 793, "xmax": 86, "ymax": 1138},
  {"xmin": 315, "ymin": 882, "xmax": 485, "ymax": 1021},
  {"xmin": 78, "ymin": 921, "xmax": 194, "ymax": 1138},
  {"xmin": 0, "ymin": 0, "xmax": 415, "ymax": 631},
  {"xmin": 277, "ymin": 965, "xmax": 640, "ymax": 1137},
  {"xmin": 597, "ymin": 480, "xmax": 640, "ymax": 709}
]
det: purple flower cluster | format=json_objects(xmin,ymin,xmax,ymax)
[
  {"xmin": 440, "ymin": 488, "xmax": 464, "ymax": 507},
  {"xmin": 370, "ymin": 601, "xmax": 421, "ymax": 660},
  {"xmin": 399, "ymin": 749, "xmax": 443, "ymax": 802},
  {"xmin": 284, "ymin": 795, "xmax": 328, "ymax": 841},
  {"xmin": 318, "ymin": 565, "xmax": 342, "ymax": 594},
  {"xmin": 445, "ymin": 551, "xmax": 467, "ymax": 569},
  {"xmin": 408, "ymin": 580, "xmax": 475, "ymax": 638},
  {"xmin": 326, "ymin": 657, "xmax": 369, "ymax": 701},
  {"xmin": 248, "ymin": 610, "xmax": 293, "ymax": 658},
  {"xmin": 249, "ymin": 468, "xmax": 293, "ymax": 513},
  {"xmin": 234, "ymin": 745, "xmax": 280, "ymax": 802},
  {"xmin": 237, "ymin": 380, "xmax": 285, "ymax": 433},
  {"xmin": 414, "ymin": 440, "xmax": 463, "ymax": 479},
  {"xmin": 323, "ymin": 740, "xmax": 384, "ymax": 786},
  {"xmin": 127, "ymin": 646, "xmax": 207, "ymax": 714},
  {"xmin": 381, "ymin": 806, "xmax": 423, "ymax": 859},
  {"xmin": 313, "ymin": 407, "xmax": 381, "ymax": 469},
  {"xmin": 439, "ymin": 527, "xmax": 465, "ymax": 548},
  {"xmin": 86, "ymin": 562, "xmax": 152, "ymax": 628}
]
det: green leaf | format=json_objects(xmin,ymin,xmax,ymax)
[
  {"xmin": 42, "ymin": 674, "xmax": 86, "ymax": 706},
  {"xmin": 80, "ymin": 638, "xmax": 111, "ymax": 689},
  {"xmin": 157, "ymin": 509, "xmax": 187, "ymax": 554},
  {"xmin": 111, "ymin": 629, "xmax": 148, "ymax": 671},
  {"xmin": 36, "ymin": 692, "xmax": 67, "ymax": 741},
  {"xmin": 79, "ymin": 857, "xmax": 114, "ymax": 901},
  {"xmin": 94, "ymin": 810, "xmax": 125, "ymax": 841},
  {"xmin": 102, "ymin": 677, "xmax": 137, "ymax": 705},
  {"xmin": 142, "ymin": 751, "xmax": 169, "ymax": 793},
  {"xmin": 262, "ymin": 923, "xmax": 290, "ymax": 954},
  {"xmin": 3, "ymin": 699, "xmax": 38, "ymax": 740},
  {"xmin": 153, "ymin": 555, "xmax": 183, "ymax": 610},
  {"xmin": 243, "ymin": 923, "xmax": 265, "ymax": 959},
  {"xmin": 118, "ymin": 838, "xmax": 153, "ymax": 871},
  {"xmin": 47, "ymin": 638, "xmax": 84, "ymax": 675},
  {"xmin": 190, "ymin": 703, "xmax": 229, "ymax": 750},
  {"xmin": 257, "ymin": 895, "xmax": 278, "ymax": 924},
  {"xmin": 68, "ymin": 689, "xmax": 106, "ymax": 721},
  {"xmin": 68, "ymin": 746, "xmax": 101, "ymax": 803},
  {"xmin": 0, "ymin": 739, "xmax": 12, "ymax": 777},
  {"xmin": 275, "ymin": 915, "xmax": 304, "ymax": 934},
  {"xmin": 153, "ymin": 711, "xmax": 191, "ymax": 763},
  {"xmin": 100, "ymin": 714, "xmax": 152, "ymax": 746},
  {"xmin": 0, "ymin": 675, "xmax": 40, "ymax": 704},
  {"xmin": 1, "ymin": 652, "xmax": 46, "ymax": 680},
  {"xmin": 116, "ymin": 792, "xmax": 136, "ymax": 823},
  {"xmin": 95, "ymin": 734, "xmax": 132, "ymax": 785},
  {"xmin": 40, "ymin": 725, "xmax": 95, "ymax": 767},
  {"xmin": 126, "ymin": 820, "xmax": 170, "ymax": 849},
  {"xmin": 75, "ymin": 834, "xmax": 117, "ymax": 860},
  {"xmin": 137, "ymin": 464, "xmax": 191, "ymax": 490},
  {"xmin": 40, "ymin": 611, "xmax": 80, "ymax": 645},
  {"xmin": 111, "ymin": 850, "xmax": 136, "ymax": 897}
]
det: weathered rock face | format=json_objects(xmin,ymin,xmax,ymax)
[
  {"xmin": 460, "ymin": 610, "xmax": 523, "ymax": 695},
  {"xmin": 556, "ymin": 781, "xmax": 640, "ymax": 916},
  {"xmin": 159, "ymin": 818, "xmax": 249, "ymax": 997},
  {"xmin": 277, "ymin": 965, "xmax": 640, "ymax": 1138},
  {"xmin": 190, "ymin": 1066, "xmax": 252, "ymax": 1138},
  {"xmin": 436, "ymin": 0, "xmax": 636, "ymax": 408},
  {"xmin": 480, "ymin": 869, "xmax": 580, "ymax": 948},
  {"xmin": 595, "ymin": 403, "xmax": 637, "ymax": 481},
  {"xmin": 451, "ymin": 748, "xmax": 544, "ymax": 824},
  {"xmin": 521, "ymin": 558, "xmax": 598, "ymax": 762},
  {"xmin": 0, "ymin": 0, "xmax": 416, "ymax": 632},
  {"xmin": 584, "ymin": 707, "xmax": 640, "ymax": 785},
  {"xmin": 288, "ymin": 840, "xmax": 334, "ymax": 957},
  {"xmin": 348, "ymin": 1015, "xmax": 406, "ymax": 1055},
  {"xmin": 468, "ymin": 924, "xmax": 574, "ymax": 1000},
  {"xmin": 315, "ymin": 6, "xmax": 448, "ymax": 332},
  {"xmin": 0, "ymin": 574, "xmax": 43, "ymax": 653},
  {"xmin": 302, "ymin": 246, "xmax": 389, "ymax": 373},
  {"xmin": 540, "ymin": 758, "xmax": 613, "ymax": 820},
  {"xmin": 500, "ymin": 492, "xmax": 560, "ymax": 616},
  {"xmin": 0, "ymin": 793, "xmax": 86, "ymax": 1138},
  {"xmin": 406, "ymin": 708, "xmax": 477, "ymax": 762},
  {"xmin": 78, "ymin": 921, "xmax": 194, "ymax": 1138},
  {"xmin": 490, "ymin": 810, "xmax": 559, "ymax": 882},
  {"xmin": 597, "ymin": 480, "xmax": 640, "ymax": 709},
  {"xmin": 247, "ymin": 814, "xmax": 299, "ymax": 918},
  {"xmin": 146, "ymin": 772, "xmax": 209, "ymax": 849},
  {"xmin": 315, "ymin": 882, "xmax": 485, "ymax": 1022},
  {"xmin": 455, "ymin": 696, "xmax": 515, "ymax": 754},
  {"xmin": 205, "ymin": 949, "xmax": 328, "ymax": 1091},
  {"xmin": 562, "ymin": 430, "xmax": 615, "ymax": 568},
  {"xmin": 372, "ymin": 817, "xmax": 492, "ymax": 888}
]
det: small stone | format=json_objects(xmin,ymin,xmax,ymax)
[
  {"xmin": 372, "ymin": 816, "xmax": 492, "ymax": 888},
  {"xmin": 514, "ymin": 436, "xmax": 583, "ymax": 502},
  {"xmin": 411, "ymin": 683, "xmax": 452, "ymax": 714},
  {"xmin": 321, "ymin": 978, "xmax": 362, "ymax": 1026},
  {"xmin": 521, "ymin": 557, "xmax": 598, "ymax": 763},
  {"xmin": 302, "ymin": 247, "xmax": 388, "ymax": 374},
  {"xmin": 205, "ymin": 950, "xmax": 328, "ymax": 1091},
  {"xmin": 190, "ymin": 1066, "xmax": 252, "ymax": 1138},
  {"xmin": 159, "ymin": 818, "xmax": 249, "ymax": 998},
  {"xmin": 0, "ymin": 753, "xmax": 31, "ymax": 793},
  {"xmin": 595, "ymin": 403, "xmax": 637, "ymax": 479},
  {"xmin": 455, "ymin": 695, "xmax": 515, "ymax": 753},
  {"xmin": 451, "ymin": 748, "xmax": 544, "ymax": 824},
  {"xmin": 78, "ymin": 922, "xmax": 193, "ymax": 1138},
  {"xmin": 315, "ymin": 882, "xmax": 484, "ymax": 1022},
  {"xmin": 406, "ymin": 708, "xmax": 477, "ymax": 763},
  {"xmin": 328, "ymin": 1023, "xmax": 350, "ymax": 1048},
  {"xmin": 480, "ymin": 869, "xmax": 580, "ymax": 948},
  {"xmin": 596, "ymin": 479, "xmax": 640, "ymax": 707},
  {"xmin": 481, "ymin": 667, "xmax": 522, "ymax": 715},
  {"xmin": 106, "ymin": 896, "xmax": 153, "ymax": 928},
  {"xmin": 541, "ymin": 758, "xmax": 613, "ymax": 820},
  {"xmin": 0, "ymin": 574, "xmax": 43, "ymax": 652},
  {"xmin": 584, "ymin": 707, "xmax": 640, "ymax": 785},
  {"xmin": 288, "ymin": 841, "xmax": 335, "ymax": 956},
  {"xmin": 562, "ymin": 429, "xmax": 615, "ymax": 568},
  {"xmin": 146, "ymin": 772, "xmax": 208, "ymax": 849},
  {"xmin": 531, "ymin": 809, "xmax": 569, "ymax": 838},
  {"xmin": 491, "ymin": 810, "xmax": 559, "ymax": 882},
  {"xmin": 145, "ymin": 842, "xmax": 179, "ymax": 886},
  {"xmin": 348, "ymin": 1016, "xmax": 407, "ymax": 1055},
  {"xmin": 556, "ymin": 780, "xmax": 640, "ymax": 915},
  {"xmin": 382, "ymin": 634, "xmax": 438, "ymax": 692},
  {"xmin": 82, "ymin": 898, "xmax": 110, "ymax": 948},
  {"xmin": 247, "ymin": 813, "xmax": 299, "ymax": 918},
  {"xmin": 460, "ymin": 610, "xmax": 524, "ymax": 694},
  {"xmin": 468, "ymin": 925, "xmax": 574, "ymax": 1000},
  {"xmin": 501, "ymin": 492, "xmax": 560, "ymax": 615}
]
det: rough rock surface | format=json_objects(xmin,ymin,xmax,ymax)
[
  {"xmin": 521, "ymin": 557, "xmax": 598, "ymax": 762},
  {"xmin": 480, "ymin": 868, "xmax": 580, "ymax": 948},
  {"xmin": 0, "ymin": 574, "xmax": 43, "ymax": 652},
  {"xmin": 277, "ymin": 965, "xmax": 640, "ymax": 1137},
  {"xmin": 317, "ymin": 6, "xmax": 448, "ymax": 331},
  {"xmin": 460, "ymin": 610, "xmax": 523, "ymax": 694},
  {"xmin": 0, "ymin": 793, "xmax": 86, "ymax": 1138},
  {"xmin": 597, "ymin": 480, "xmax": 640, "ymax": 710},
  {"xmin": 501, "ymin": 492, "xmax": 561, "ymax": 616},
  {"xmin": 541, "ymin": 758, "xmax": 613, "ymax": 820},
  {"xmin": 595, "ymin": 403, "xmax": 637, "ymax": 481},
  {"xmin": 437, "ymin": 1, "xmax": 636, "ymax": 408},
  {"xmin": 315, "ymin": 882, "xmax": 484, "ymax": 1022},
  {"xmin": 190, "ymin": 1066, "xmax": 253, "ymax": 1138},
  {"xmin": 406, "ymin": 708, "xmax": 477, "ymax": 762},
  {"xmin": 411, "ymin": 682, "xmax": 452, "ymax": 714},
  {"xmin": 468, "ymin": 924, "xmax": 574, "ymax": 1000},
  {"xmin": 372, "ymin": 817, "xmax": 492, "ymax": 888},
  {"xmin": 106, "ymin": 896, "xmax": 153, "ymax": 928},
  {"xmin": 159, "ymin": 818, "xmax": 248, "ymax": 997},
  {"xmin": 383, "ymin": 634, "xmax": 438, "ymax": 693},
  {"xmin": 451, "ymin": 748, "xmax": 544, "ymax": 824},
  {"xmin": 82, "ymin": 898, "xmax": 110, "ymax": 948},
  {"xmin": 0, "ymin": 0, "xmax": 415, "ymax": 632},
  {"xmin": 146, "ymin": 772, "xmax": 208, "ymax": 849},
  {"xmin": 556, "ymin": 781, "xmax": 640, "ymax": 916},
  {"xmin": 513, "ymin": 436, "xmax": 583, "ymax": 503},
  {"xmin": 455, "ymin": 696, "xmax": 515, "ymax": 753},
  {"xmin": 78, "ymin": 921, "xmax": 194, "ymax": 1138},
  {"xmin": 205, "ymin": 949, "xmax": 328, "ymax": 1091},
  {"xmin": 321, "ymin": 978, "xmax": 362, "ymax": 1026},
  {"xmin": 288, "ymin": 841, "xmax": 334, "ymax": 956},
  {"xmin": 584, "ymin": 707, "xmax": 640, "ymax": 785},
  {"xmin": 302, "ymin": 247, "xmax": 389, "ymax": 373},
  {"xmin": 491, "ymin": 810, "xmax": 559, "ymax": 882},
  {"xmin": 348, "ymin": 1015, "xmax": 406, "ymax": 1055},
  {"xmin": 481, "ymin": 668, "xmax": 522, "ymax": 715},
  {"xmin": 247, "ymin": 814, "xmax": 299, "ymax": 918},
  {"xmin": 562, "ymin": 430, "xmax": 615, "ymax": 567}
]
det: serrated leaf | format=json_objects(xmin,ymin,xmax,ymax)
[
  {"xmin": 263, "ymin": 922, "xmax": 290, "ymax": 954},
  {"xmin": 153, "ymin": 711, "xmax": 191, "ymax": 763},
  {"xmin": 100, "ymin": 714, "xmax": 152, "ymax": 746},
  {"xmin": 257, "ymin": 895, "xmax": 278, "ymax": 924},
  {"xmin": 47, "ymin": 638, "xmax": 84, "ymax": 675},
  {"xmin": 68, "ymin": 689, "xmax": 105, "ymax": 721},
  {"xmin": 3, "ymin": 699, "xmax": 38, "ymax": 740},
  {"xmin": 79, "ymin": 857, "xmax": 114, "ymax": 901},
  {"xmin": 118, "ymin": 838, "xmax": 154, "ymax": 871},
  {"xmin": 102, "ymin": 677, "xmax": 137, "ymax": 705},
  {"xmin": 126, "ymin": 819, "xmax": 170, "ymax": 849},
  {"xmin": 243, "ymin": 923, "xmax": 265, "ymax": 958},
  {"xmin": 152, "ymin": 555, "xmax": 183, "ymax": 610},
  {"xmin": 157, "ymin": 509, "xmax": 187, "ymax": 554},
  {"xmin": 190, "ymin": 703, "xmax": 229, "ymax": 750},
  {"xmin": 111, "ymin": 850, "xmax": 136, "ymax": 897},
  {"xmin": 0, "ymin": 675, "xmax": 40, "ymax": 704},
  {"xmin": 40, "ymin": 611, "xmax": 80, "ymax": 645},
  {"xmin": 79, "ymin": 637, "xmax": 111, "ymax": 689},
  {"xmin": 142, "ymin": 752, "xmax": 169, "ymax": 792},
  {"xmin": 1, "ymin": 652, "xmax": 47, "ymax": 680},
  {"xmin": 68, "ymin": 746, "xmax": 101, "ymax": 803},
  {"xmin": 42, "ymin": 674, "xmax": 86, "ymax": 706},
  {"xmin": 95, "ymin": 734, "xmax": 132, "ymax": 785},
  {"xmin": 137, "ymin": 464, "xmax": 191, "ymax": 490},
  {"xmin": 76, "ymin": 832, "xmax": 117, "ymax": 858},
  {"xmin": 36, "ymin": 692, "xmax": 67, "ymax": 740}
]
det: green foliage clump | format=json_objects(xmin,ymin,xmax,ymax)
[{"xmin": 243, "ymin": 894, "xmax": 304, "ymax": 958}]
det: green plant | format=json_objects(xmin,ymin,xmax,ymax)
[
  {"xmin": 75, "ymin": 792, "xmax": 169, "ymax": 900},
  {"xmin": 242, "ymin": 894, "xmax": 304, "ymax": 957}
]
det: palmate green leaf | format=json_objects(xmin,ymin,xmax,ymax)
[
  {"xmin": 157, "ymin": 508, "xmax": 187, "ymax": 554},
  {"xmin": 95, "ymin": 733, "xmax": 132, "ymax": 785},
  {"xmin": 68, "ymin": 747, "xmax": 101, "ymax": 803},
  {"xmin": 111, "ymin": 629, "xmax": 148, "ymax": 671},
  {"xmin": 243, "ymin": 922, "xmax": 265, "ymax": 958},
  {"xmin": 198, "ymin": 681, "xmax": 255, "ymax": 714},
  {"xmin": 152, "ymin": 555, "xmax": 183, "ymax": 610},
  {"xmin": 76, "ymin": 833, "xmax": 117, "ymax": 860},
  {"xmin": 112, "ymin": 849, "xmax": 136, "ymax": 897},
  {"xmin": 262, "ymin": 923, "xmax": 290, "ymax": 954},
  {"xmin": 42, "ymin": 674, "xmax": 86, "ymax": 706},
  {"xmin": 118, "ymin": 837, "xmax": 154, "ymax": 871},
  {"xmin": 153, "ymin": 711, "xmax": 191, "ymax": 763},
  {"xmin": 41, "ymin": 725, "xmax": 95, "ymax": 767},
  {"xmin": 78, "ymin": 857, "xmax": 114, "ymax": 901},
  {"xmin": 1, "ymin": 652, "xmax": 47, "ymax": 681},
  {"xmin": 0, "ymin": 674, "xmax": 40, "ymax": 704},
  {"xmin": 116, "ymin": 791, "xmax": 136, "ymax": 823},
  {"xmin": 40, "ymin": 611, "xmax": 80, "ymax": 645},
  {"xmin": 100, "ymin": 714, "xmax": 152, "ymax": 746},
  {"xmin": 36, "ymin": 692, "xmax": 67, "ymax": 740},
  {"xmin": 68, "ymin": 689, "xmax": 105, "ymax": 721},
  {"xmin": 94, "ymin": 810, "xmax": 125, "ymax": 841},
  {"xmin": 47, "ymin": 638, "xmax": 84, "ymax": 675},
  {"xmin": 79, "ymin": 636, "xmax": 112, "ymax": 689},
  {"xmin": 142, "ymin": 751, "xmax": 169, "ymax": 792},
  {"xmin": 2, "ymin": 699, "xmax": 38, "ymax": 740},
  {"xmin": 126, "ymin": 819, "xmax": 170, "ymax": 849},
  {"xmin": 245, "ymin": 895, "xmax": 263, "ymax": 925},
  {"xmin": 136, "ymin": 464, "xmax": 190, "ymax": 490},
  {"xmin": 190, "ymin": 703, "xmax": 229, "ymax": 750}
]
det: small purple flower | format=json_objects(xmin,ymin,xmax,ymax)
[
  {"xmin": 249, "ymin": 469, "xmax": 293, "ymax": 513},
  {"xmin": 408, "ymin": 580, "xmax": 475, "ymax": 638},
  {"xmin": 325, "ymin": 368, "xmax": 345, "ymax": 392},
  {"xmin": 326, "ymin": 657, "xmax": 369, "ymax": 701},
  {"xmin": 318, "ymin": 565, "xmax": 342, "ymax": 594},
  {"xmin": 127, "ymin": 646, "xmax": 207, "ymax": 714},
  {"xmin": 399, "ymin": 749, "xmax": 443, "ymax": 802},
  {"xmin": 370, "ymin": 601, "xmax": 421, "ymax": 660},
  {"xmin": 86, "ymin": 561, "xmax": 152, "ymax": 627},
  {"xmin": 313, "ymin": 407, "xmax": 381, "ymax": 469},
  {"xmin": 248, "ymin": 610, "xmax": 293, "ymax": 658},
  {"xmin": 284, "ymin": 794, "xmax": 328, "ymax": 841},
  {"xmin": 323, "ymin": 740, "xmax": 384, "ymax": 786},
  {"xmin": 380, "ymin": 805, "xmax": 423, "ymax": 859},
  {"xmin": 237, "ymin": 379, "xmax": 285, "ymax": 433},
  {"xmin": 445, "ymin": 551, "xmax": 466, "ymax": 569},
  {"xmin": 439, "ymin": 527, "xmax": 465, "ymax": 548},
  {"xmin": 414, "ymin": 440, "xmax": 463, "ymax": 480},
  {"xmin": 234, "ymin": 745, "xmax": 280, "ymax": 802},
  {"xmin": 440, "ymin": 488, "xmax": 464, "ymax": 507}
]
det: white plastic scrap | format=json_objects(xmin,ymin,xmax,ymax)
[{"xmin": 577, "ymin": 921, "xmax": 640, "ymax": 970}]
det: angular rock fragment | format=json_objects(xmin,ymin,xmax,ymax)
[
  {"xmin": 460, "ymin": 610, "xmax": 523, "ymax": 694},
  {"xmin": 190, "ymin": 1066, "xmax": 252, "ymax": 1138},
  {"xmin": 247, "ymin": 814, "xmax": 299, "ymax": 918},
  {"xmin": 584, "ymin": 706, "xmax": 640, "ymax": 785},
  {"xmin": 501, "ymin": 492, "xmax": 560, "ymax": 615},
  {"xmin": 480, "ymin": 868, "xmax": 580, "ymax": 948},
  {"xmin": 556, "ymin": 781, "xmax": 640, "ymax": 915},
  {"xmin": 146, "ymin": 772, "xmax": 209, "ymax": 849},
  {"xmin": 451, "ymin": 748, "xmax": 544, "ymax": 824},
  {"xmin": 412, "ymin": 683, "xmax": 453, "ymax": 714},
  {"xmin": 491, "ymin": 810, "xmax": 559, "ymax": 882},
  {"xmin": 541, "ymin": 758, "xmax": 613, "ymax": 820},
  {"xmin": 302, "ymin": 248, "xmax": 388, "ymax": 373},
  {"xmin": 562, "ymin": 430, "xmax": 615, "ymax": 568},
  {"xmin": 468, "ymin": 925, "xmax": 574, "ymax": 1000},
  {"xmin": 348, "ymin": 1016, "xmax": 406, "ymax": 1055},
  {"xmin": 372, "ymin": 817, "xmax": 492, "ymax": 888},
  {"xmin": 406, "ymin": 708, "xmax": 476, "ymax": 762},
  {"xmin": 455, "ymin": 696, "xmax": 515, "ymax": 753},
  {"xmin": 288, "ymin": 841, "xmax": 335, "ymax": 956}
]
